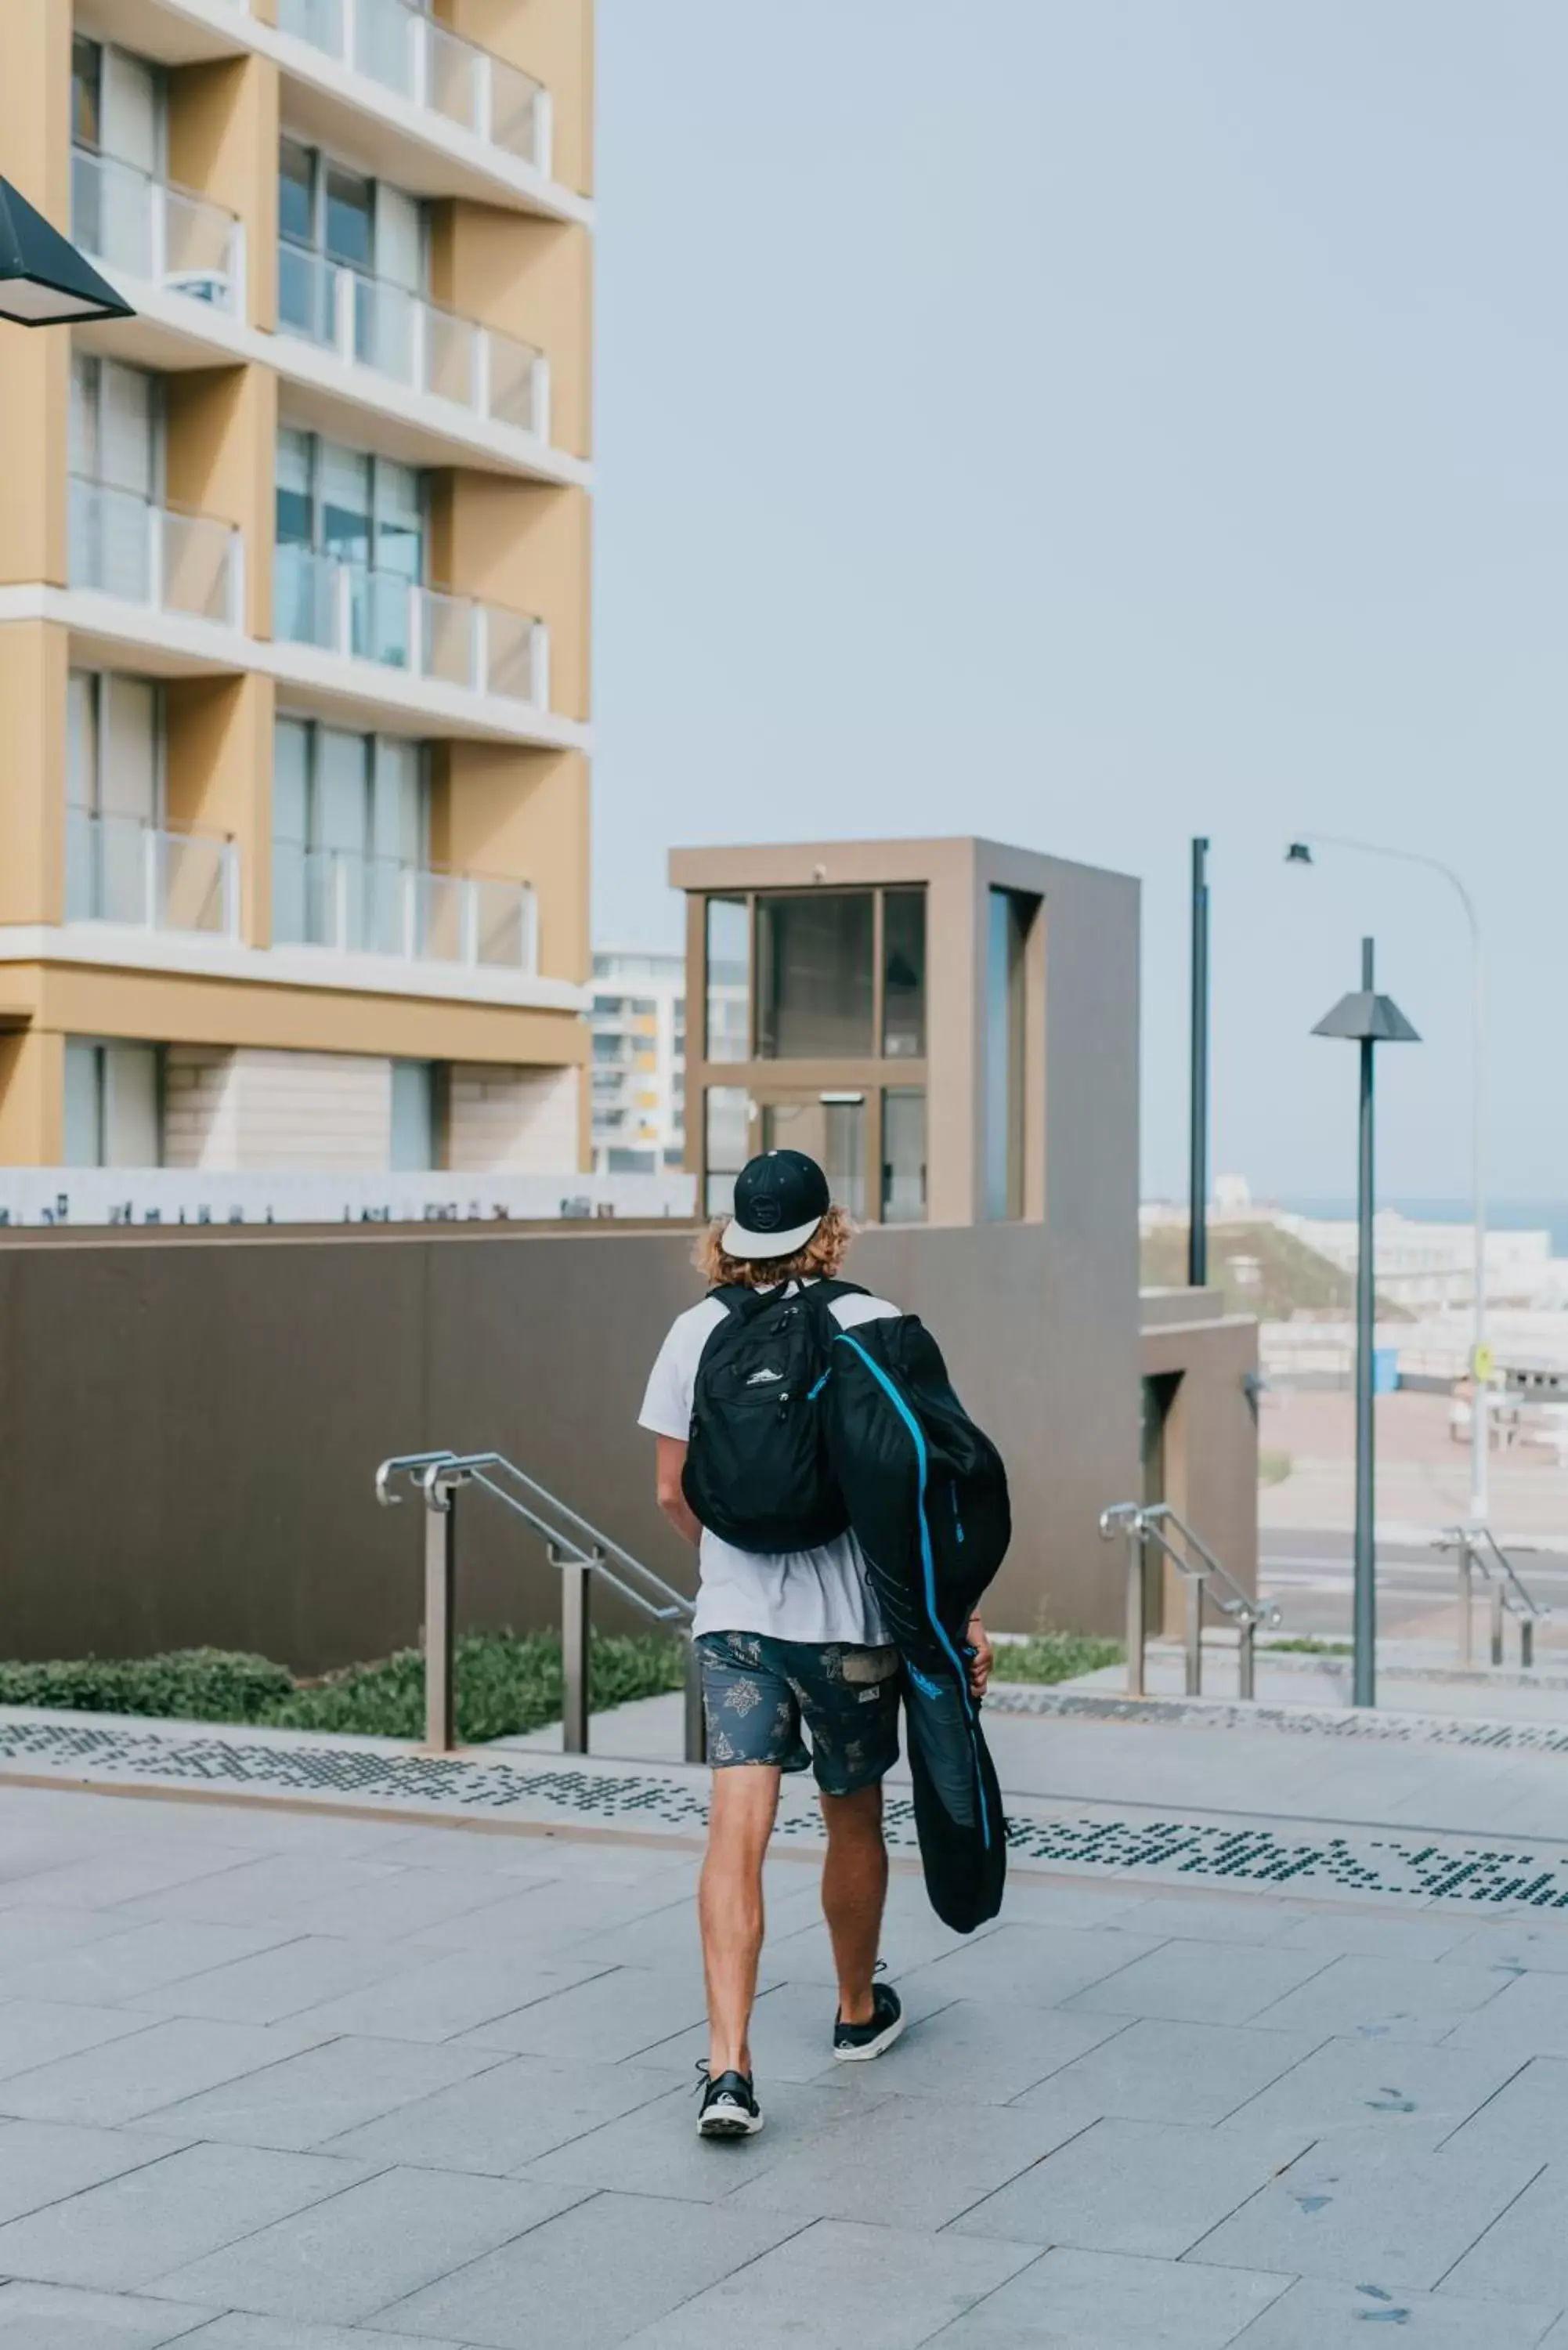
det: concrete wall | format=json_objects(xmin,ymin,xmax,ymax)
[
  {"xmin": 1141, "ymin": 1291, "xmax": 1261, "ymax": 1612},
  {"xmin": 0, "ymin": 1215, "xmax": 1140, "ymax": 1676}
]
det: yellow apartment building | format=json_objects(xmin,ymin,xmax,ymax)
[{"xmin": 0, "ymin": 0, "xmax": 593, "ymax": 1177}]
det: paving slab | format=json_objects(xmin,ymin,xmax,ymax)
[
  {"xmin": 156, "ymin": 2164, "xmax": 585, "ymax": 2325},
  {"xmin": 1194, "ymin": 2126, "xmax": 1543, "ymax": 2288},
  {"xmin": 374, "ymin": 2187, "xmax": 805, "ymax": 2349},
  {"xmin": 619, "ymin": 2215, "xmax": 1035, "ymax": 2350},
  {"xmin": 327, "ymin": 2050, "xmax": 680, "ymax": 2173},
  {"xmin": 932, "ymin": 2246, "xmax": 1292, "ymax": 2347},
  {"xmin": 0, "ymin": 2140, "xmax": 360, "ymax": 2290},
  {"xmin": 0, "ymin": 2017, "xmax": 331, "ymax": 2128},
  {"xmin": 908, "ymin": 1922, "xmax": 1166, "ymax": 2010},
  {"xmin": 1271, "ymin": 1911, "xmax": 1479, "ymax": 1962},
  {"xmin": 0, "ymin": 2280, "xmax": 216, "ymax": 2347},
  {"xmin": 1440, "ymin": 2161, "xmax": 1568, "ymax": 2306},
  {"xmin": 130, "ymin": 2032, "xmax": 503, "ymax": 2152},
  {"xmin": 1219, "ymin": 2034, "xmax": 1525, "ymax": 2138},
  {"xmin": 522, "ymin": 2073, "xmax": 884, "ymax": 2203},
  {"xmin": 1444, "ymin": 1971, "xmax": 1568, "ymax": 2061},
  {"xmin": 0, "ymin": 1998, "xmax": 155, "ymax": 2078},
  {"xmin": 1442, "ymin": 2055, "xmax": 1568, "ymax": 2165},
  {"xmin": 1230, "ymin": 2276, "xmax": 1562, "ymax": 2345},
  {"xmin": 724, "ymin": 2091, "xmax": 1085, "ymax": 2231},
  {"xmin": 0, "ymin": 1921, "xmax": 298, "ymax": 2008},
  {"xmin": 950, "ymin": 2118, "xmax": 1311, "ymax": 2258},
  {"xmin": 1447, "ymin": 1918, "xmax": 1568, "ymax": 1974},
  {"xmin": 461, "ymin": 1963, "xmax": 711, "ymax": 2063},
  {"xmin": 125, "ymin": 1937, "xmax": 425, "ymax": 2026},
  {"xmin": 1248, "ymin": 1953, "xmax": 1514, "ymax": 2042},
  {"xmin": 1014, "ymin": 2018, "xmax": 1322, "ymax": 2127},
  {"xmin": 178, "ymin": 2322, "xmax": 470, "ymax": 2350},
  {"xmin": 285, "ymin": 1950, "xmax": 608, "ymax": 2044},
  {"xmin": 0, "ymin": 2117, "xmax": 186, "ymax": 2226},
  {"xmin": 1064, "ymin": 1941, "xmax": 1334, "ymax": 2027}
]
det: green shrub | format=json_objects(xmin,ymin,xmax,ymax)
[
  {"xmin": 992, "ymin": 1629, "xmax": 1123, "ymax": 1685},
  {"xmin": 1258, "ymin": 1450, "xmax": 1293, "ymax": 1487},
  {"xmin": 0, "ymin": 1632, "xmax": 688, "ymax": 1743},
  {"xmin": 1261, "ymin": 1636, "xmax": 1353, "ymax": 1657},
  {"xmin": 0, "ymin": 1648, "xmax": 294, "ymax": 1722}
]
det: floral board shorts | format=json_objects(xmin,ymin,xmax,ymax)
[{"xmin": 696, "ymin": 1631, "xmax": 901, "ymax": 1797}]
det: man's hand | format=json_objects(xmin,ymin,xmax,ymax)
[{"xmin": 965, "ymin": 1615, "xmax": 994, "ymax": 1701}]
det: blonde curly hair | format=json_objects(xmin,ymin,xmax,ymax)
[{"xmin": 693, "ymin": 1202, "xmax": 855, "ymax": 1291}]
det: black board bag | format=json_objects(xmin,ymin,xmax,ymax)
[{"xmin": 823, "ymin": 1314, "xmax": 1010, "ymax": 1932}]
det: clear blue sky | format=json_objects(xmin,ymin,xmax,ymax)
[{"xmin": 591, "ymin": 1, "xmax": 1567, "ymax": 1202}]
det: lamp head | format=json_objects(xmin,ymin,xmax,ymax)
[{"xmin": 1284, "ymin": 842, "xmax": 1313, "ymax": 867}]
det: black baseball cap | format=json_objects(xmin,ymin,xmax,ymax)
[{"xmin": 723, "ymin": 1149, "xmax": 831, "ymax": 1260}]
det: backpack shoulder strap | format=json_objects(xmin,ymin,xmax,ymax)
[{"xmin": 706, "ymin": 1284, "xmax": 775, "ymax": 1323}]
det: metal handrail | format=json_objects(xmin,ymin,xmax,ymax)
[
  {"xmin": 376, "ymin": 1448, "xmax": 699, "ymax": 1759},
  {"xmin": 1100, "ymin": 1501, "xmax": 1281, "ymax": 1701},
  {"xmin": 1433, "ymin": 1522, "xmax": 1548, "ymax": 1669}
]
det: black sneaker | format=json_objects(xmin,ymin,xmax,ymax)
[
  {"xmin": 833, "ymin": 1981, "xmax": 905, "ymax": 2062},
  {"xmin": 695, "ymin": 2064, "xmax": 764, "ymax": 2138}
]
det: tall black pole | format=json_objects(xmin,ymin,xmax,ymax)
[
  {"xmin": 1353, "ymin": 935, "xmax": 1377, "ymax": 1708},
  {"xmin": 1187, "ymin": 837, "xmax": 1210, "ymax": 1289}
]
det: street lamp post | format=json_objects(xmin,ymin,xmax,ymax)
[
  {"xmin": 1287, "ymin": 836, "xmax": 1488, "ymax": 1525},
  {"xmin": 1189, "ymin": 837, "xmax": 1210, "ymax": 1289},
  {"xmin": 1313, "ymin": 938, "xmax": 1421, "ymax": 1708}
]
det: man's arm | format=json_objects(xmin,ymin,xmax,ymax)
[{"xmin": 656, "ymin": 1435, "xmax": 703, "ymax": 1547}]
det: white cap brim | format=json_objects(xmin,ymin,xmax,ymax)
[{"xmin": 719, "ymin": 1213, "xmax": 824, "ymax": 1261}]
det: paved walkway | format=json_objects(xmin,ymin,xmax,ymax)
[{"xmin": 7, "ymin": 1710, "xmax": 1568, "ymax": 2345}]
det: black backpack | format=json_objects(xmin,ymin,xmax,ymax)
[{"xmin": 681, "ymin": 1280, "xmax": 866, "ymax": 1553}]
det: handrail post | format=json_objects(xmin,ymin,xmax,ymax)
[
  {"xmin": 1490, "ymin": 1575, "xmax": 1505, "ymax": 1669},
  {"xmin": 1457, "ymin": 1535, "xmax": 1474, "ymax": 1668},
  {"xmin": 424, "ymin": 1480, "xmax": 457, "ymax": 1752},
  {"xmin": 1522, "ymin": 1613, "xmax": 1535, "ymax": 1670},
  {"xmin": 559, "ymin": 1546, "xmax": 591, "ymax": 1754},
  {"xmin": 1185, "ymin": 1568, "xmax": 1204, "ymax": 1697},
  {"xmin": 684, "ymin": 1638, "xmax": 707, "ymax": 1765},
  {"xmin": 1237, "ymin": 1612, "xmax": 1255, "ymax": 1702},
  {"xmin": 1124, "ymin": 1514, "xmax": 1146, "ymax": 1697}
]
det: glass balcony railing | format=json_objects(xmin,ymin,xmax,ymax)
[
  {"xmin": 275, "ymin": 0, "xmax": 551, "ymax": 177},
  {"xmin": 65, "ymin": 808, "xmax": 240, "ymax": 938},
  {"xmin": 71, "ymin": 146, "xmax": 245, "ymax": 313},
  {"xmin": 276, "ymin": 243, "xmax": 548, "ymax": 437},
  {"xmin": 270, "ymin": 844, "xmax": 538, "ymax": 972},
  {"xmin": 70, "ymin": 478, "xmax": 246, "ymax": 631},
  {"xmin": 272, "ymin": 544, "xmax": 549, "ymax": 707}
]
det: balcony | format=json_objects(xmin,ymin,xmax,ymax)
[
  {"xmin": 272, "ymin": 845, "xmax": 538, "ymax": 973},
  {"xmin": 277, "ymin": 243, "xmax": 548, "ymax": 439},
  {"xmin": 65, "ymin": 809, "xmax": 240, "ymax": 939},
  {"xmin": 276, "ymin": 0, "xmax": 551, "ymax": 178},
  {"xmin": 69, "ymin": 478, "xmax": 247, "ymax": 645},
  {"xmin": 273, "ymin": 544, "xmax": 547, "ymax": 709},
  {"xmin": 71, "ymin": 146, "xmax": 246, "ymax": 316}
]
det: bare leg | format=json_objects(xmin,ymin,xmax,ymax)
[
  {"xmin": 819, "ymin": 1782, "xmax": 889, "ymax": 2025},
  {"xmin": 700, "ymin": 1766, "xmax": 781, "ymax": 2076}
]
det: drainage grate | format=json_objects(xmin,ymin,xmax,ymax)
[{"xmin": 6, "ymin": 1712, "xmax": 1568, "ymax": 1908}]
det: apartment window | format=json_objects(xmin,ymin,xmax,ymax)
[
  {"xmin": 757, "ymin": 893, "xmax": 874, "ymax": 1059},
  {"xmin": 882, "ymin": 1089, "xmax": 927, "ymax": 1225},
  {"xmin": 70, "ymin": 355, "xmax": 162, "ymax": 603},
  {"xmin": 704, "ymin": 1087, "xmax": 751, "ymax": 1217},
  {"xmin": 277, "ymin": 137, "xmax": 425, "ymax": 356},
  {"xmin": 63, "ymin": 1039, "xmax": 161, "ymax": 1168},
  {"xmin": 275, "ymin": 428, "xmax": 427, "ymax": 661},
  {"xmin": 985, "ymin": 889, "xmax": 1030, "ymax": 1221},
  {"xmin": 882, "ymin": 891, "xmax": 927, "ymax": 1059},
  {"xmin": 761, "ymin": 1097, "xmax": 867, "ymax": 1220},
  {"xmin": 71, "ymin": 38, "xmax": 164, "ymax": 172},
  {"xmin": 66, "ymin": 672, "xmax": 162, "ymax": 923},
  {"xmin": 391, "ymin": 1060, "xmax": 439, "ymax": 1170},
  {"xmin": 705, "ymin": 897, "xmax": 750, "ymax": 1063},
  {"xmin": 273, "ymin": 716, "xmax": 428, "ymax": 952}
]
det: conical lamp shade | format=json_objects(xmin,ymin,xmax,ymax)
[{"xmin": 0, "ymin": 174, "xmax": 133, "ymax": 325}]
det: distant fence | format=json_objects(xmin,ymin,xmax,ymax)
[{"xmin": 0, "ymin": 1167, "xmax": 698, "ymax": 1230}]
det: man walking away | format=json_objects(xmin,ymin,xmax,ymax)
[{"xmin": 639, "ymin": 1148, "xmax": 991, "ymax": 2138}]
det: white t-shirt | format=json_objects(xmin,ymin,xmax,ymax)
[{"xmin": 638, "ymin": 1283, "xmax": 900, "ymax": 1645}]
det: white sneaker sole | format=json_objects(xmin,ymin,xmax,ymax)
[
  {"xmin": 698, "ymin": 2103, "xmax": 764, "ymax": 2138},
  {"xmin": 833, "ymin": 2008, "xmax": 907, "ymax": 2063}
]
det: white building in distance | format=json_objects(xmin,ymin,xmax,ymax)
[{"xmin": 590, "ymin": 949, "xmax": 686, "ymax": 1177}]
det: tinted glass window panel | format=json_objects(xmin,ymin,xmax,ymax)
[
  {"xmin": 704, "ymin": 1086, "xmax": 751, "ymax": 1216},
  {"xmin": 324, "ymin": 164, "xmax": 374, "ymax": 269},
  {"xmin": 985, "ymin": 890, "xmax": 1028, "ymax": 1220},
  {"xmin": 275, "ymin": 428, "xmax": 314, "ymax": 547},
  {"xmin": 63, "ymin": 1041, "xmax": 103, "ymax": 1167},
  {"xmin": 320, "ymin": 441, "xmax": 371, "ymax": 566},
  {"xmin": 705, "ymin": 896, "xmax": 750, "ymax": 1063},
  {"xmin": 72, "ymin": 37, "xmax": 103, "ymax": 150},
  {"xmin": 882, "ymin": 1088, "xmax": 927, "ymax": 1225},
  {"xmin": 882, "ymin": 889, "xmax": 926, "ymax": 1059},
  {"xmin": 757, "ymin": 892, "xmax": 873, "ymax": 1059},
  {"xmin": 278, "ymin": 139, "xmax": 315, "ymax": 248}
]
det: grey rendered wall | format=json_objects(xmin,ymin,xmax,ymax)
[{"xmin": 0, "ymin": 1209, "xmax": 1140, "ymax": 1673}]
